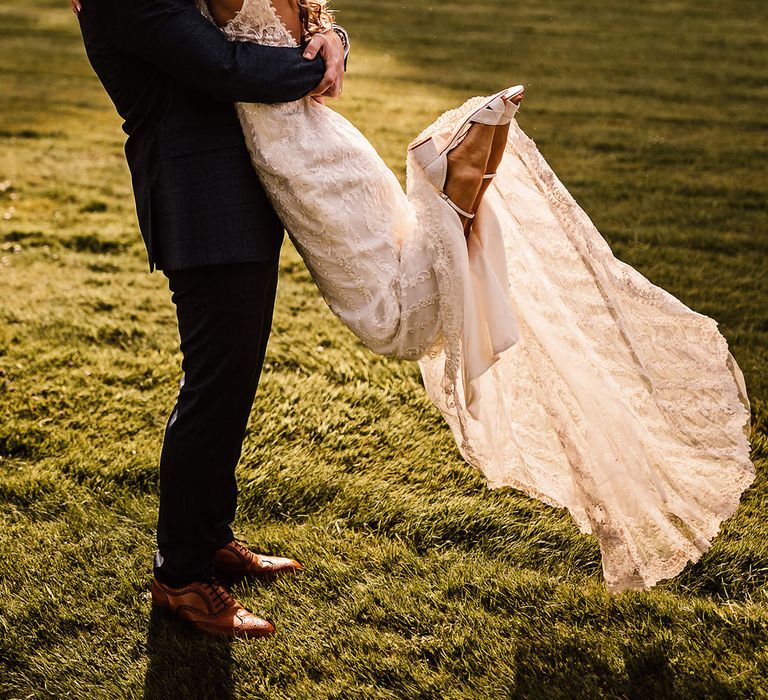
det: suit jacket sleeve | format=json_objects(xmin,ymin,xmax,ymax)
[{"xmin": 94, "ymin": 0, "xmax": 325, "ymax": 103}]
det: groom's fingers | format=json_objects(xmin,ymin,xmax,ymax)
[
  {"xmin": 304, "ymin": 34, "xmax": 332, "ymax": 95},
  {"xmin": 311, "ymin": 74, "xmax": 336, "ymax": 99},
  {"xmin": 310, "ymin": 63, "xmax": 342, "ymax": 100},
  {"xmin": 304, "ymin": 31, "xmax": 344, "ymax": 100},
  {"xmin": 302, "ymin": 33, "xmax": 325, "ymax": 60},
  {"xmin": 319, "ymin": 31, "xmax": 344, "ymax": 98},
  {"xmin": 71, "ymin": 0, "xmax": 82, "ymax": 15},
  {"xmin": 311, "ymin": 68, "xmax": 342, "ymax": 99}
]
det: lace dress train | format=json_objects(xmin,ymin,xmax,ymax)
[{"xmin": 199, "ymin": 0, "xmax": 755, "ymax": 593}]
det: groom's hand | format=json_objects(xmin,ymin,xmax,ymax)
[
  {"xmin": 303, "ymin": 30, "xmax": 344, "ymax": 100},
  {"xmin": 71, "ymin": 0, "xmax": 81, "ymax": 14}
]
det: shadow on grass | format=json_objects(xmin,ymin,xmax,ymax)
[{"xmin": 143, "ymin": 606, "xmax": 234, "ymax": 700}]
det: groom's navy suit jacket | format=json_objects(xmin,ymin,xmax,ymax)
[{"xmin": 79, "ymin": 0, "xmax": 325, "ymax": 271}]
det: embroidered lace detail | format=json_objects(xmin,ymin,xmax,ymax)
[
  {"xmin": 195, "ymin": 4, "xmax": 756, "ymax": 594},
  {"xmin": 417, "ymin": 98, "xmax": 754, "ymax": 594}
]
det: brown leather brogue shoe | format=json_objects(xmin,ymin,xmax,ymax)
[
  {"xmin": 214, "ymin": 539, "xmax": 302, "ymax": 581},
  {"xmin": 150, "ymin": 576, "xmax": 275, "ymax": 639}
]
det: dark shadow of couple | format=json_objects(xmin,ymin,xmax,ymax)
[{"xmin": 142, "ymin": 605, "xmax": 235, "ymax": 700}]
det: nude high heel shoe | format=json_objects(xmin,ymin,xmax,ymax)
[{"xmin": 408, "ymin": 86, "xmax": 525, "ymax": 224}]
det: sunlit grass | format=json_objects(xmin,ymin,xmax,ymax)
[{"xmin": 1, "ymin": 0, "xmax": 766, "ymax": 697}]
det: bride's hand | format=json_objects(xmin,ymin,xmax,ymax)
[
  {"xmin": 303, "ymin": 30, "xmax": 344, "ymax": 100},
  {"xmin": 71, "ymin": 0, "xmax": 81, "ymax": 15}
]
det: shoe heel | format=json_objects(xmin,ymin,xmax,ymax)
[
  {"xmin": 409, "ymin": 136, "xmax": 448, "ymax": 191},
  {"xmin": 150, "ymin": 580, "xmax": 170, "ymax": 608}
]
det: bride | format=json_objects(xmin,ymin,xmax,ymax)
[{"xmin": 199, "ymin": 0, "xmax": 755, "ymax": 593}]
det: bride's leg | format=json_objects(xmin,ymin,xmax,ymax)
[
  {"xmin": 467, "ymin": 91, "xmax": 525, "ymax": 235},
  {"xmin": 443, "ymin": 123, "xmax": 496, "ymax": 237}
]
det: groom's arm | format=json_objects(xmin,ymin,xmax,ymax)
[{"xmin": 88, "ymin": 0, "xmax": 326, "ymax": 104}]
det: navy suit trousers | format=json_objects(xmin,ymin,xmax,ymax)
[{"xmin": 153, "ymin": 258, "xmax": 280, "ymax": 586}]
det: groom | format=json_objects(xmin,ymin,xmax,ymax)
[{"xmin": 76, "ymin": 0, "xmax": 348, "ymax": 639}]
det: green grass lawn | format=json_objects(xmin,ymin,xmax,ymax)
[{"xmin": 1, "ymin": 0, "xmax": 767, "ymax": 697}]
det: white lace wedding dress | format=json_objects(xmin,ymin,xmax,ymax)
[{"xmin": 197, "ymin": 0, "xmax": 755, "ymax": 593}]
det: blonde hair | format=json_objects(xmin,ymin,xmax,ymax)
[{"xmin": 298, "ymin": 0, "xmax": 334, "ymax": 38}]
